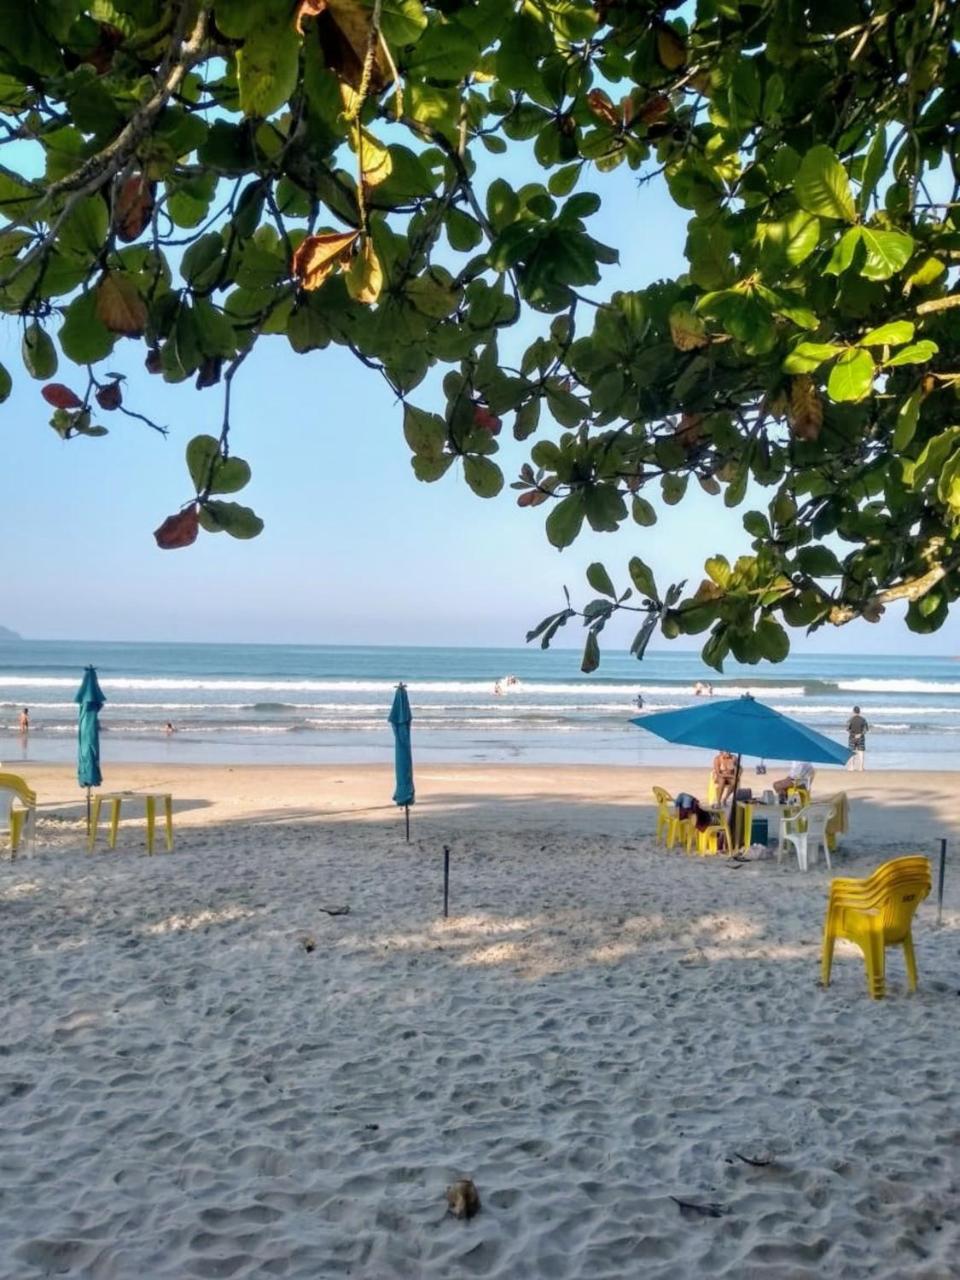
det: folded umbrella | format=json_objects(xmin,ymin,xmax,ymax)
[
  {"xmin": 388, "ymin": 682, "xmax": 414, "ymax": 841},
  {"xmin": 75, "ymin": 665, "xmax": 106, "ymax": 830}
]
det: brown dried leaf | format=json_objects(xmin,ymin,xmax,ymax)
[
  {"xmin": 95, "ymin": 272, "xmax": 148, "ymax": 336},
  {"xmin": 299, "ymin": 0, "xmax": 391, "ymax": 94},
  {"xmin": 292, "ymin": 230, "xmax": 360, "ymax": 291},
  {"xmin": 345, "ymin": 236, "xmax": 383, "ymax": 304},
  {"xmin": 95, "ymin": 382, "xmax": 122, "ymax": 411},
  {"xmin": 675, "ymin": 412, "xmax": 703, "ymax": 449},
  {"xmin": 788, "ymin": 375, "xmax": 823, "ymax": 441},
  {"xmin": 154, "ymin": 506, "xmax": 200, "ymax": 550},
  {"xmin": 114, "ymin": 174, "xmax": 155, "ymax": 243},
  {"xmin": 635, "ymin": 93, "xmax": 671, "ymax": 125}
]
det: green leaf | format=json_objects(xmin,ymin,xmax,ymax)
[
  {"xmin": 893, "ymin": 388, "xmax": 922, "ymax": 451},
  {"xmin": 586, "ymin": 562, "xmax": 616, "ymax": 598},
  {"xmin": 755, "ymin": 617, "xmax": 789, "ymax": 663},
  {"xmin": 583, "ymin": 485, "xmax": 626, "ymax": 531},
  {"xmin": 545, "ymin": 492, "xmax": 585, "ymax": 548},
  {"xmin": 237, "ymin": 14, "xmax": 299, "ymax": 118},
  {"xmin": 705, "ymin": 555, "xmax": 731, "ymax": 587},
  {"xmin": 187, "ymin": 434, "xmax": 251, "ymax": 495},
  {"xmin": 581, "ymin": 630, "xmax": 600, "ymax": 674},
  {"xmin": 858, "ymin": 127, "xmax": 887, "ymax": 212},
  {"xmin": 403, "ymin": 405, "xmax": 446, "ymax": 458},
  {"xmin": 59, "ymin": 291, "xmax": 114, "ymax": 363},
  {"xmin": 628, "ymin": 556, "xmax": 658, "ymax": 601},
  {"xmin": 797, "ymin": 546, "xmax": 842, "ymax": 576},
  {"xmin": 446, "ymin": 208, "xmax": 483, "ymax": 252},
  {"xmin": 22, "ymin": 323, "xmax": 57, "ymax": 379},
  {"xmin": 824, "ymin": 227, "xmax": 862, "ymax": 275},
  {"xmin": 860, "ymin": 321, "xmax": 914, "ymax": 347},
  {"xmin": 463, "ymin": 455, "xmax": 503, "ymax": 497},
  {"xmin": 632, "ymin": 496, "xmax": 656, "ymax": 527},
  {"xmin": 783, "ymin": 342, "xmax": 841, "ymax": 373},
  {"xmin": 794, "ymin": 145, "xmax": 856, "ymax": 221},
  {"xmin": 859, "ymin": 228, "xmax": 914, "ymax": 281},
  {"xmin": 827, "ymin": 348, "xmax": 874, "ymax": 402},
  {"xmin": 885, "ymin": 340, "xmax": 938, "ymax": 367},
  {"xmin": 198, "ymin": 501, "xmax": 264, "ymax": 539},
  {"xmin": 0, "ymin": 361, "xmax": 10, "ymax": 402},
  {"xmin": 412, "ymin": 454, "xmax": 454, "ymax": 481}
]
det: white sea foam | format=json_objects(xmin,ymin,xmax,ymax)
[{"xmin": 838, "ymin": 678, "xmax": 960, "ymax": 694}]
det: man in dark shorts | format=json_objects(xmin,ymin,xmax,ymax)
[{"xmin": 846, "ymin": 706, "xmax": 868, "ymax": 771}]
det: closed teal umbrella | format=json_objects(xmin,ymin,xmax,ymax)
[
  {"xmin": 75, "ymin": 666, "xmax": 106, "ymax": 826},
  {"xmin": 388, "ymin": 682, "xmax": 414, "ymax": 841}
]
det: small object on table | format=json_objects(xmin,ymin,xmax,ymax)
[{"xmin": 87, "ymin": 791, "xmax": 174, "ymax": 855}]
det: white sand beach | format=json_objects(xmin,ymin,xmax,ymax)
[{"xmin": 2, "ymin": 764, "xmax": 959, "ymax": 1279}]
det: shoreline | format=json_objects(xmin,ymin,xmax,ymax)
[{"xmin": 11, "ymin": 761, "xmax": 960, "ymax": 846}]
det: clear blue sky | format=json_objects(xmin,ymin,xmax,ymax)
[{"xmin": 0, "ymin": 140, "xmax": 951, "ymax": 658}]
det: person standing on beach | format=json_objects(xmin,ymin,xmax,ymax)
[
  {"xmin": 846, "ymin": 706, "xmax": 868, "ymax": 770},
  {"xmin": 18, "ymin": 708, "xmax": 28, "ymax": 734}
]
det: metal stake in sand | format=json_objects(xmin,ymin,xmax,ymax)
[
  {"xmin": 443, "ymin": 844, "xmax": 450, "ymax": 918},
  {"xmin": 937, "ymin": 837, "xmax": 947, "ymax": 926}
]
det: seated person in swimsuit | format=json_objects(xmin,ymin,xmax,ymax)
[
  {"xmin": 773, "ymin": 761, "xmax": 814, "ymax": 800},
  {"xmin": 712, "ymin": 750, "xmax": 737, "ymax": 805}
]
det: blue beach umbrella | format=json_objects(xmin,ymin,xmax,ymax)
[
  {"xmin": 388, "ymin": 682, "xmax": 415, "ymax": 841},
  {"xmin": 75, "ymin": 666, "xmax": 106, "ymax": 825},
  {"xmin": 632, "ymin": 694, "xmax": 850, "ymax": 840},
  {"xmin": 631, "ymin": 695, "xmax": 851, "ymax": 766}
]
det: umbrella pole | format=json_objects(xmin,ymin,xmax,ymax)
[
  {"xmin": 443, "ymin": 844, "xmax": 450, "ymax": 918},
  {"xmin": 937, "ymin": 837, "xmax": 947, "ymax": 926},
  {"xmin": 405, "ymin": 804, "xmax": 410, "ymax": 843},
  {"xmin": 729, "ymin": 754, "xmax": 742, "ymax": 851},
  {"xmin": 86, "ymin": 786, "xmax": 91, "ymax": 836}
]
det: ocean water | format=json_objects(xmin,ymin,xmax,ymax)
[{"xmin": 0, "ymin": 639, "xmax": 956, "ymax": 770}]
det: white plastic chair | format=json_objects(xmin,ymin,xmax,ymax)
[
  {"xmin": 778, "ymin": 804, "xmax": 832, "ymax": 872},
  {"xmin": 0, "ymin": 771, "xmax": 37, "ymax": 857}
]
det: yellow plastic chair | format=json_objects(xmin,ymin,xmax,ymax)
[
  {"xmin": 652, "ymin": 786, "xmax": 674, "ymax": 845},
  {"xmin": 698, "ymin": 808, "xmax": 732, "ymax": 856},
  {"xmin": 0, "ymin": 772, "xmax": 37, "ymax": 858},
  {"xmin": 706, "ymin": 773, "xmax": 718, "ymax": 804},
  {"xmin": 824, "ymin": 792, "xmax": 848, "ymax": 853},
  {"xmin": 821, "ymin": 857, "xmax": 931, "ymax": 998}
]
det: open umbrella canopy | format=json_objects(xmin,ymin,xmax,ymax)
[
  {"xmin": 387, "ymin": 683, "xmax": 415, "ymax": 807},
  {"xmin": 75, "ymin": 665, "xmax": 106, "ymax": 789},
  {"xmin": 631, "ymin": 695, "xmax": 850, "ymax": 766}
]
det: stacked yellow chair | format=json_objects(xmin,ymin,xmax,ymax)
[
  {"xmin": 697, "ymin": 810, "xmax": 733, "ymax": 856},
  {"xmin": 0, "ymin": 772, "xmax": 37, "ymax": 857},
  {"xmin": 821, "ymin": 856, "xmax": 931, "ymax": 998},
  {"xmin": 652, "ymin": 787, "xmax": 696, "ymax": 853}
]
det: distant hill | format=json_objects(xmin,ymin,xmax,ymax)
[{"xmin": 0, "ymin": 625, "xmax": 21, "ymax": 641}]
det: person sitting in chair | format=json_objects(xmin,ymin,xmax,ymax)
[
  {"xmin": 712, "ymin": 750, "xmax": 738, "ymax": 805},
  {"xmin": 773, "ymin": 761, "xmax": 814, "ymax": 801}
]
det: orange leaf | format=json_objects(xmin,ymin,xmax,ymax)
[
  {"xmin": 95, "ymin": 272, "xmax": 148, "ymax": 336},
  {"xmin": 292, "ymin": 230, "xmax": 359, "ymax": 291},
  {"xmin": 345, "ymin": 237, "xmax": 383, "ymax": 304},
  {"xmin": 295, "ymin": 0, "xmax": 327, "ymax": 34},
  {"xmin": 586, "ymin": 89, "xmax": 620, "ymax": 128},
  {"xmin": 114, "ymin": 174, "xmax": 155, "ymax": 243},
  {"xmin": 154, "ymin": 506, "xmax": 199, "ymax": 550}
]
